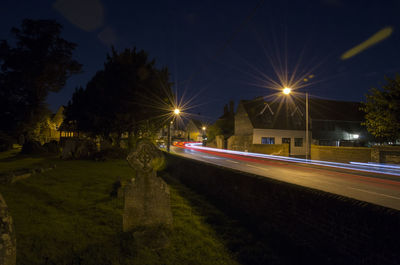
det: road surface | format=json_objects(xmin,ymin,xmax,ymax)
[{"xmin": 170, "ymin": 143, "xmax": 400, "ymax": 211}]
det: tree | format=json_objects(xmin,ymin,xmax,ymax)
[
  {"xmin": 0, "ymin": 19, "xmax": 81, "ymax": 140},
  {"xmin": 207, "ymin": 101, "xmax": 235, "ymax": 142},
  {"xmin": 361, "ymin": 74, "xmax": 400, "ymax": 143},
  {"xmin": 65, "ymin": 47, "xmax": 173, "ymax": 144}
]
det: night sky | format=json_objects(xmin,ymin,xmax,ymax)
[{"xmin": 1, "ymin": 0, "xmax": 400, "ymax": 122}]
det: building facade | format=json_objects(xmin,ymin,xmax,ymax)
[{"xmin": 232, "ymin": 96, "xmax": 369, "ymax": 157}]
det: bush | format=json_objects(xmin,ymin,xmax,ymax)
[
  {"xmin": 0, "ymin": 132, "xmax": 14, "ymax": 152},
  {"xmin": 93, "ymin": 146, "xmax": 127, "ymax": 161},
  {"xmin": 43, "ymin": 140, "xmax": 60, "ymax": 154},
  {"xmin": 21, "ymin": 140, "xmax": 46, "ymax": 155},
  {"xmin": 61, "ymin": 139, "xmax": 98, "ymax": 160}
]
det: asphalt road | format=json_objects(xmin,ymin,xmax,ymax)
[{"xmin": 171, "ymin": 145, "xmax": 400, "ymax": 211}]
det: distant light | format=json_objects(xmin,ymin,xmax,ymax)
[
  {"xmin": 202, "ymin": 126, "xmax": 206, "ymax": 130},
  {"xmin": 352, "ymin": 134, "xmax": 359, "ymax": 139},
  {"xmin": 174, "ymin": 108, "xmax": 180, "ymax": 115},
  {"xmin": 283, "ymin": 88, "xmax": 292, "ymax": 95}
]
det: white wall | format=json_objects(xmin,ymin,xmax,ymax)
[{"xmin": 253, "ymin": 129, "xmax": 309, "ymax": 156}]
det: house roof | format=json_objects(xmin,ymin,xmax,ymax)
[
  {"xmin": 240, "ymin": 96, "xmax": 364, "ymax": 130},
  {"xmin": 307, "ymin": 98, "xmax": 364, "ymax": 121}
]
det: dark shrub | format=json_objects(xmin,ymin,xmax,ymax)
[
  {"xmin": 61, "ymin": 139, "xmax": 98, "ymax": 159},
  {"xmin": 0, "ymin": 132, "xmax": 13, "ymax": 152},
  {"xmin": 93, "ymin": 147, "xmax": 127, "ymax": 161},
  {"xmin": 43, "ymin": 140, "xmax": 60, "ymax": 154},
  {"xmin": 21, "ymin": 140, "xmax": 46, "ymax": 154}
]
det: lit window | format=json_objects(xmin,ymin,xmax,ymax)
[{"xmin": 261, "ymin": 137, "xmax": 275, "ymax": 144}]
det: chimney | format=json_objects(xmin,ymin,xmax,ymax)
[{"xmin": 229, "ymin": 100, "xmax": 234, "ymax": 115}]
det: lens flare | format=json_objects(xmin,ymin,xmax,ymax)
[{"xmin": 341, "ymin": 26, "xmax": 393, "ymax": 60}]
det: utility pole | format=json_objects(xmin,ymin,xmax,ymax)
[
  {"xmin": 305, "ymin": 92, "xmax": 309, "ymax": 160},
  {"xmin": 167, "ymin": 121, "xmax": 171, "ymax": 152}
]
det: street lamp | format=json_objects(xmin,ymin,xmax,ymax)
[
  {"xmin": 282, "ymin": 88, "xmax": 309, "ymax": 160},
  {"xmin": 167, "ymin": 108, "xmax": 180, "ymax": 152},
  {"xmin": 283, "ymin": 87, "xmax": 291, "ymax": 95},
  {"xmin": 201, "ymin": 126, "xmax": 207, "ymax": 146}
]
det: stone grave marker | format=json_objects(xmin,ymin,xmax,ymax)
[
  {"xmin": 123, "ymin": 139, "xmax": 172, "ymax": 249},
  {"xmin": 0, "ymin": 193, "xmax": 16, "ymax": 265}
]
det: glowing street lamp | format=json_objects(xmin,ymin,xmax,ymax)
[
  {"xmin": 167, "ymin": 108, "xmax": 180, "ymax": 152},
  {"xmin": 283, "ymin": 87, "xmax": 292, "ymax": 95},
  {"xmin": 282, "ymin": 88, "xmax": 310, "ymax": 160}
]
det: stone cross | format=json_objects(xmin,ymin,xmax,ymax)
[
  {"xmin": 123, "ymin": 140, "xmax": 173, "ymax": 233},
  {"xmin": 0, "ymin": 193, "xmax": 16, "ymax": 265}
]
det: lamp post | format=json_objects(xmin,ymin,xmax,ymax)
[
  {"xmin": 305, "ymin": 91, "xmax": 309, "ymax": 160},
  {"xmin": 167, "ymin": 108, "xmax": 180, "ymax": 152},
  {"xmin": 282, "ymin": 88, "xmax": 309, "ymax": 160},
  {"xmin": 202, "ymin": 126, "xmax": 207, "ymax": 146}
]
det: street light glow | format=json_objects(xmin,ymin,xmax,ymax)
[
  {"xmin": 174, "ymin": 108, "xmax": 180, "ymax": 115},
  {"xmin": 283, "ymin": 87, "xmax": 292, "ymax": 95},
  {"xmin": 202, "ymin": 126, "xmax": 206, "ymax": 130}
]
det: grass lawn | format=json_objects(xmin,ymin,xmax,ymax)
[
  {"xmin": 0, "ymin": 150, "xmax": 51, "ymax": 176},
  {"xmin": 0, "ymin": 149, "xmax": 244, "ymax": 265}
]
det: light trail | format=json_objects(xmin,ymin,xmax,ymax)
[{"xmin": 182, "ymin": 142, "xmax": 400, "ymax": 177}]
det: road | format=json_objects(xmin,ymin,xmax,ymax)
[{"xmin": 170, "ymin": 143, "xmax": 400, "ymax": 211}]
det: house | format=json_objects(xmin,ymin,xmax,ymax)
[
  {"xmin": 158, "ymin": 122, "xmax": 186, "ymax": 141},
  {"xmin": 36, "ymin": 106, "xmax": 66, "ymax": 143},
  {"xmin": 186, "ymin": 119, "xmax": 206, "ymax": 141},
  {"xmin": 308, "ymin": 98, "xmax": 369, "ymax": 146},
  {"xmin": 230, "ymin": 96, "xmax": 369, "ymax": 156}
]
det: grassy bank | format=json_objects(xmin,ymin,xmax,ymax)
[{"xmin": 0, "ymin": 150, "xmax": 243, "ymax": 265}]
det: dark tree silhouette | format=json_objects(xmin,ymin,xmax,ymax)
[
  {"xmin": 361, "ymin": 74, "xmax": 400, "ymax": 143},
  {"xmin": 65, "ymin": 47, "xmax": 173, "ymax": 144},
  {"xmin": 0, "ymin": 19, "xmax": 81, "ymax": 141}
]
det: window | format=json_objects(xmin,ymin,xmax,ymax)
[
  {"xmin": 261, "ymin": 137, "xmax": 275, "ymax": 144},
  {"xmin": 294, "ymin": 138, "xmax": 303, "ymax": 147}
]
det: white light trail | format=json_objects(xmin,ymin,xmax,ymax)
[{"xmin": 184, "ymin": 143, "xmax": 400, "ymax": 177}]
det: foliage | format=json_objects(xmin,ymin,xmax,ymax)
[
  {"xmin": 0, "ymin": 131, "xmax": 14, "ymax": 152},
  {"xmin": 207, "ymin": 122, "xmax": 224, "ymax": 142},
  {"xmin": 20, "ymin": 140, "xmax": 46, "ymax": 155},
  {"xmin": 361, "ymin": 74, "xmax": 400, "ymax": 142},
  {"xmin": 65, "ymin": 47, "xmax": 173, "ymax": 143},
  {"xmin": 0, "ymin": 19, "xmax": 81, "ymax": 140},
  {"xmin": 93, "ymin": 146, "xmax": 128, "ymax": 161},
  {"xmin": 207, "ymin": 102, "xmax": 234, "ymax": 142}
]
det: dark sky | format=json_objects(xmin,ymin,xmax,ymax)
[{"xmin": 1, "ymin": 0, "xmax": 400, "ymax": 122}]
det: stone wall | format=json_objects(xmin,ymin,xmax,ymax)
[
  {"xmin": 165, "ymin": 153, "xmax": 400, "ymax": 264},
  {"xmin": 215, "ymin": 135, "xmax": 225, "ymax": 149},
  {"xmin": 311, "ymin": 145, "xmax": 371, "ymax": 163},
  {"xmin": 227, "ymin": 135, "xmax": 288, "ymax": 156},
  {"xmin": 371, "ymin": 146, "xmax": 400, "ymax": 164},
  {"xmin": 249, "ymin": 144, "xmax": 289, "ymax": 156},
  {"xmin": 227, "ymin": 135, "xmax": 253, "ymax": 151}
]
